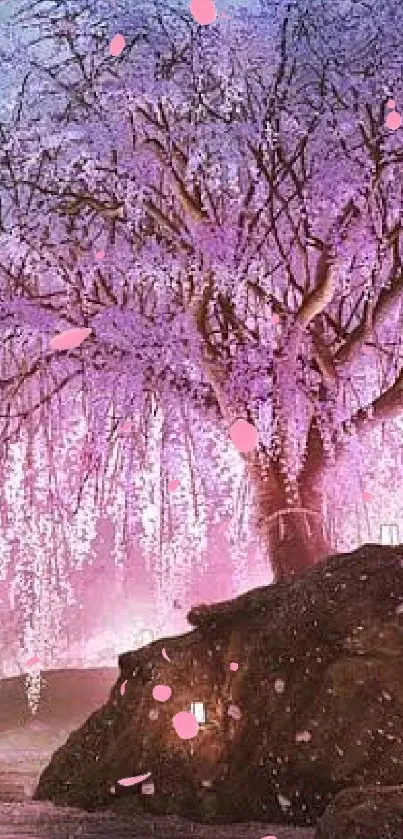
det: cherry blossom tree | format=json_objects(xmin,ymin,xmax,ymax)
[{"xmin": 0, "ymin": 0, "xmax": 403, "ymax": 687}]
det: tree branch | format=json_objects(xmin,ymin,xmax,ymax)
[
  {"xmin": 340, "ymin": 365, "xmax": 403, "ymax": 447},
  {"xmin": 296, "ymin": 199, "xmax": 361, "ymax": 328}
]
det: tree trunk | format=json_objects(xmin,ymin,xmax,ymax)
[
  {"xmin": 262, "ymin": 507, "xmax": 330, "ymax": 582},
  {"xmin": 248, "ymin": 456, "xmax": 331, "ymax": 583}
]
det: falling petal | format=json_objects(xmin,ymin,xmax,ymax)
[
  {"xmin": 120, "ymin": 421, "xmax": 132, "ymax": 433},
  {"xmin": 120, "ymin": 680, "xmax": 127, "ymax": 696},
  {"xmin": 110, "ymin": 33, "xmax": 125, "ymax": 57},
  {"xmin": 189, "ymin": 0, "xmax": 217, "ymax": 25},
  {"xmin": 168, "ymin": 479, "xmax": 180, "ymax": 492},
  {"xmin": 50, "ymin": 327, "xmax": 92, "ymax": 352},
  {"xmin": 162, "ymin": 647, "xmax": 171, "ymax": 662},
  {"xmin": 172, "ymin": 711, "xmax": 199, "ymax": 740},
  {"xmin": 117, "ymin": 772, "xmax": 151, "ymax": 787},
  {"xmin": 386, "ymin": 110, "xmax": 403, "ymax": 130},
  {"xmin": 95, "ymin": 250, "xmax": 105, "ymax": 260},
  {"xmin": 25, "ymin": 656, "xmax": 39, "ymax": 668},
  {"xmin": 229, "ymin": 419, "xmax": 258, "ymax": 453},
  {"xmin": 152, "ymin": 684, "xmax": 172, "ymax": 702},
  {"xmin": 229, "ymin": 661, "xmax": 238, "ymax": 671},
  {"xmin": 387, "ymin": 99, "xmax": 396, "ymax": 109}
]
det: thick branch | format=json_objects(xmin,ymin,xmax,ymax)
[
  {"xmin": 296, "ymin": 247, "xmax": 335, "ymax": 326},
  {"xmin": 336, "ymin": 270, "xmax": 403, "ymax": 372},
  {"xmin": 342, "ymin": 365, "xmax": 403, "ymax": 446},
  {"xmin": 296, "ymin": 199, "xmax": 361, "ymax": 329}
]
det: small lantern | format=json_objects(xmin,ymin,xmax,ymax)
[
  {"xmin": 141, "ymin": 781, "xmax": 155, "ymax": 795},
  {"xmin": 380, "ymin": 523, "xmax": 399, "ymax": 545},
  {"xmin": 190, "ymin": 701, "xmax": 206, "ymax": 724}
]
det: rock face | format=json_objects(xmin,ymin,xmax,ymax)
[
  {"xmin": 315, "ymin": 784, "xmax": 403, "ymax": 838},
  {"xmin": 35, "ymin": 544, "xmax": 403, "ymax": 826}
]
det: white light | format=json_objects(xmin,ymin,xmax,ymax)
[
  {"xmin": 190, "ymin": 701, "xmax": 206, "ymax": 724},
  {"xmin": 380, "ymin": 523, "xmax": 399, "ymax": 545},
  {"xmin": 141, "ymin": 629, "xmax": 154, "ymax": 646}
]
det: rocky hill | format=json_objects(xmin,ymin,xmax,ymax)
[{"xmin": 35, "ymin": 544, "xmax": 403, "ymax": 828}]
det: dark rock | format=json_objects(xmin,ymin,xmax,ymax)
[
  {"xmin": 35, "ymin": 544, "xmax": 403, "ymax": 825},
  {"xmin": 315, "ymin": 784, "xmax": 403, "ymax": 838}
]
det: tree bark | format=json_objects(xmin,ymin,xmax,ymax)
[
  {"xmin": 248, "ymin": 455, "xmax": 331, "ymax": 583},
  {"xmin": 261, "ymin": 506, "xmax": 330, "ymax": 582}
]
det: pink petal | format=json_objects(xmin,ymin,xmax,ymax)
[
  {"xmin": 387, "ymin": 99, "xmax": 396, "ymax": 109},
  {"xmin": 172, "ymin": 711, "xmax": 199, "ymax": 740},
  {"xmin": 50, "ymin": 327, "xmax": 92, "ymax": 352},
  {"xmin": 25, "ymin": 656, "xmax": 39, "ymax": 667},
  {"xmin": 120, "ymin": 421, "xmax": 132, "ymax": 433},
  {"xmin": 168, "ymin": 479, "xmax": 180, "ymax": 492},
  {"xmin": 152, "ymin": 684, "xmax": 172, "ymax": 702},
  {"xmin": 189, "ymin": 0, "xmax": 217, "ymax": 25},
  {"xmin": 161, "ymin": 647, "xmax": 171, "ymax": 662},
  {"xmin": 120, "ymin": 680, "xmax": 127, "ymax": 696},
  {"xmin": 117, "ymin": 772, "xmax": 151, "ymax": 787},
  {"xmin": 110, "ymin": 33, "xmax": 125, "ymax": 57},
  {"xmin": 386, "ymin": 110, "xmax": 403, "ymax": 130},
  {"xmin": 229, "ymin": 419, "xmax": 258, "ymax": 454},
  {"xmin": 229, "ymin": 661, "xmax": 238, "ymax": 671},
  {"xmin": 95, "ymin": 250, "xmax": 105, "ymax": 260}
]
